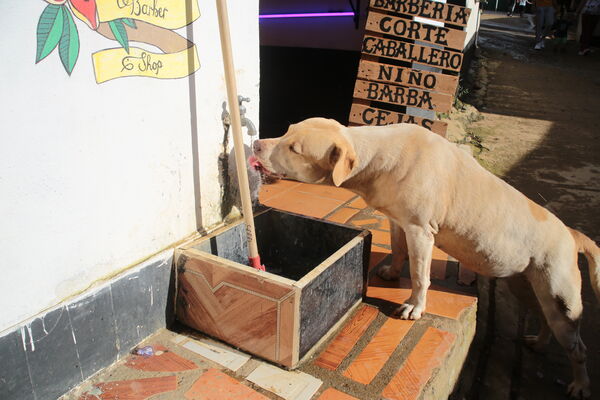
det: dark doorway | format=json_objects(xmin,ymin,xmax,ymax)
[{"xmin": 259, "ymin": 46, "xmax": 360, "ymax": 138}]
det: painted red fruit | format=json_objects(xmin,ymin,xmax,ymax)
[{"xmin": 69, "ymin": 0, "xmax": 98, "ymax": 30}]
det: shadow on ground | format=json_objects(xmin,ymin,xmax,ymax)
[{"xmin": 452, "ymin": 12, "xmax": 600, "ymax": 400}]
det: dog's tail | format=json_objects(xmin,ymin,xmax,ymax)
[{"xmin": 569, "ymin": 228, "xmax": 600, "ymax": 302}]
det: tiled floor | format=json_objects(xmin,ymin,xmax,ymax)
[
  {"xmin": 261, "ymin": 180, "xmax": 478, "ymax": 399},
  {"xmin": 63, "ymin": 180, "xmax": 478, "ymax": 400}
]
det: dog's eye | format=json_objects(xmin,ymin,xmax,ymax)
[{"xmin": 289, "ymin": 143, "xmax": 301, "ymax": 154}]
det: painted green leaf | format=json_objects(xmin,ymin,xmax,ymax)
[
  {"xmin": 58, "ymin": 6, "xmax": 80, "ymax": 75},
  {"xmin": 122, "ymin": 18, "xmax": 137, "ymax": 29},
  {"xmin": 108, "ymin": 19, "xmax": 129, "ymax": 53},
  {"xmin": 36, "ymin": 4, "xmax": 64, "ymax": 63}
]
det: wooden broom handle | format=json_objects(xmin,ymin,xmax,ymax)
[{"xmin": 215, "ymin": 0, "xmax": 261, "ymax": 264}]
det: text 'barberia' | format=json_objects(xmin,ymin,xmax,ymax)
[
  {"xmin": 371, "ymin": 0, "xmax": 470, "ymax": 27},
  {"xmin": 362, "ymin": 36, "xmax": 463, "ymax": 71}
]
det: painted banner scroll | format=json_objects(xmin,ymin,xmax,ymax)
[
  {"xmin": 349, "ymin": 0, "xmax": 472, "ymax": 136},
  {"xmin": 35, "ymin": 0, "xmax": 201, "ymax": 83}
]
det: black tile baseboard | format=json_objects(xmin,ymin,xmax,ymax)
[{"xmin": 0, "ymin": 252, "xmax": 175, "ymax": 400}]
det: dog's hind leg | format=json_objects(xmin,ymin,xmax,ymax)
[
  {"xmin": 377, "ymin": 221, "xmax": 408, "ymax": 281},
  {"xmin": 506, "ymin": 274, "xmax": 552, "ymax": 351},
  {"xmin": 393, "ymin": 224, "xmax": 434, "ymax": 320},
  {"xmin": 526, "ymin": 262, "xmax": 590, "ymax": 399}
]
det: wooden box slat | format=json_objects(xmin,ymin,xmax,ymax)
[
  {"xmin": 354, "ymin": 78, "xmax": 453, "ymax": 113},
  {"xmin": 357, "ymin": 59, "xmax": 459, "ymax": 95},
  {"xmin": 175, "ymin": 209, "xmax": 371, "ymax": 368},
  {"xmin": 362, "ymin": 35, "xmax": 463, "ymax": 72},
  {"xmin": 366, "ymin": 11, "xmax": 467, "ymax": 50},
  {"xmin": 369, "ymin": 0, "xmax": 471, "ymax": 28},
  {"xmin": 349, "ymin": 103, "xmax": 448, "ymax": 136}
]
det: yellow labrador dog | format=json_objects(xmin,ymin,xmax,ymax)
[{"xmin": 252, "ymin": 117, "xmax": 599, "ymax": 398}]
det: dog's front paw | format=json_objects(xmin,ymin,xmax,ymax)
[
  {"xmin": 393, "ymin": 302, "xmax": 425, "ymax": 320},
  {"xmin": 377, "ymin": 264, "xmax": 401, "ymax": 281},
  {"xmin": 567, "ymin": 379, "xmax": 591, "ymax": 399}
]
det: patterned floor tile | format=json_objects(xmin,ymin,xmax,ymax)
[
  {"xmin": 181, "ymin": 339, "xmax": 250, "ymax": 371},
  {"xmin": 314, "ymin": 306, "xmax": 379, "ymax": 371},
  {"xmin": 184, "ymin": 368, "xmax": 268, "ymax": 400},
  {"xmin": 382, "ymin": 327, "xmax": 456, "ymax": 400},
  {"xmin": 246, "ymin": 363, "xmax": 322, "ymax": 400}
]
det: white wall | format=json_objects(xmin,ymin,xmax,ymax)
[
  {"xmin": 464, "ymin": 0, "xmax": 482, "ymax": 49},
  {"xmin": 0, "ymin": 1, "xmax": 259, "ymax": 333}
]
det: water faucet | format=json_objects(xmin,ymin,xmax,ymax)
[{"xmin": 221, "ymin": 95, "xmax": 257, "ymax": 137}]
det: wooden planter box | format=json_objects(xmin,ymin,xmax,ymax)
[{"xmin": 175, "ymin": 209, "xmax": 371, "ymax": 368}]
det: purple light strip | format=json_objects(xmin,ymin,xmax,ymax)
[{"xmin": 259, "ymin": 12, "xmax": 355, "ymax": 19}]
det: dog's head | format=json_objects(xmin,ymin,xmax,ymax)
[{"xmin": 250, "ymin": 118, "xmax": 357, "ymax": 187}]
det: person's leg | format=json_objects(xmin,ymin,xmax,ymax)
[
  {"xmin": 580, "ymin": 14, "xmax": 600, "ymax": 53},
  {"xmin": 544, "ymin": 7, "xmax": 555, "ymax": 38},
  {"xmin": 508, "ymin": 0, "xmax": 517, "ymax": 15},
  {"xmin": 535, "ymin": 6, "xmax": 545, "ymax": 42},
  {"xmin": 580, "ymin": 14, "xmax": 594, "ymax": 52}
]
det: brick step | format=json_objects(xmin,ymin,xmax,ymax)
[{"xmin": 260, "ymin": 180, "xmax": 479, "ymax": 400}]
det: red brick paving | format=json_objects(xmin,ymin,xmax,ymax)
[
  {"xmin": 347, "ymin": 197, "xmax": 368, "ymax": 209},
  {"xmin": 79, "ymin": 376, "xmax": 177, "ymax": 400},
  {"xmin": 367, "ymin": 276, "xmax": 477, "ymax": 320},
  {"xmin": 327, "ymin": 207, "xmax": 360, "ymax": 224},
  {"xmin": 368, "ymin": 250, "xmax": 389, "ymax": 271},
  {"xmin": 430, "ymin": 247, "xmax": 449, "ymax": 280},
  {"xmin": 382, "ymin": 327, "xmax": 456, "ymax": 400},
  {"xmin": 317, "ymin": 388, "xmax": 359, "ymax": 399},
  {"xmin": 458, "ymin": 264, "xmax": 477, "ymax": 285},
  {"xmin": 261, "ymin": 189, "xmax": 344, "ymax": 219},
  {"xmin": 351, "ymin": 218, "xmax": 380, "ymax": 227},
  {"xmin": 125, "ymin": 345, "xmax": 198, "ymax": 372},
  {"xmin": 314, "ymin": 306, "xmax": 378, "ymax": 371},
  {"xmin": 295, "ymin": 183, "xmax": 356, "ymax": 202},
  {"xmin": 342, "ymin": 318, "xmax": 414, "ymax": 384},
  {"xmin": 184, "ymin": 369, "xmax": 268, "ymax": 400}
]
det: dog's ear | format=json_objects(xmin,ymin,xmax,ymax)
[{"xmin": 330, "ymin": 143, "xmax": 356, "ymax": 187}]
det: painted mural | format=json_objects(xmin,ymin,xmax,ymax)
[{"xmin": 36, "ymin": 0, "xmax": 201, "ymax": 83}]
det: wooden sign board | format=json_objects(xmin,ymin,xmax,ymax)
[
  {"xmin": 366, "ymin": 12, "xmax": 467, "ymax": 51},
  {"xmin": 348, "ymin": 0, "xmax": 472, "ymax": 137},
  {"xmin": 370, "ymin": 0, "xmax": 471, "ymax": 28},
  {"xmin": 349, "ymin": 103, "xmax": 448, "ymax": 136},
  {"xmin": 357, "ymin": 59, "xmax": 459, "ymax": 95},
  {"xmin": 354, "ymin": 79, "xmax": 453, "ymax": 113},
  {"xmin": 362, "ymin": 35, "xmax": 463, "ymax": 72}
]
